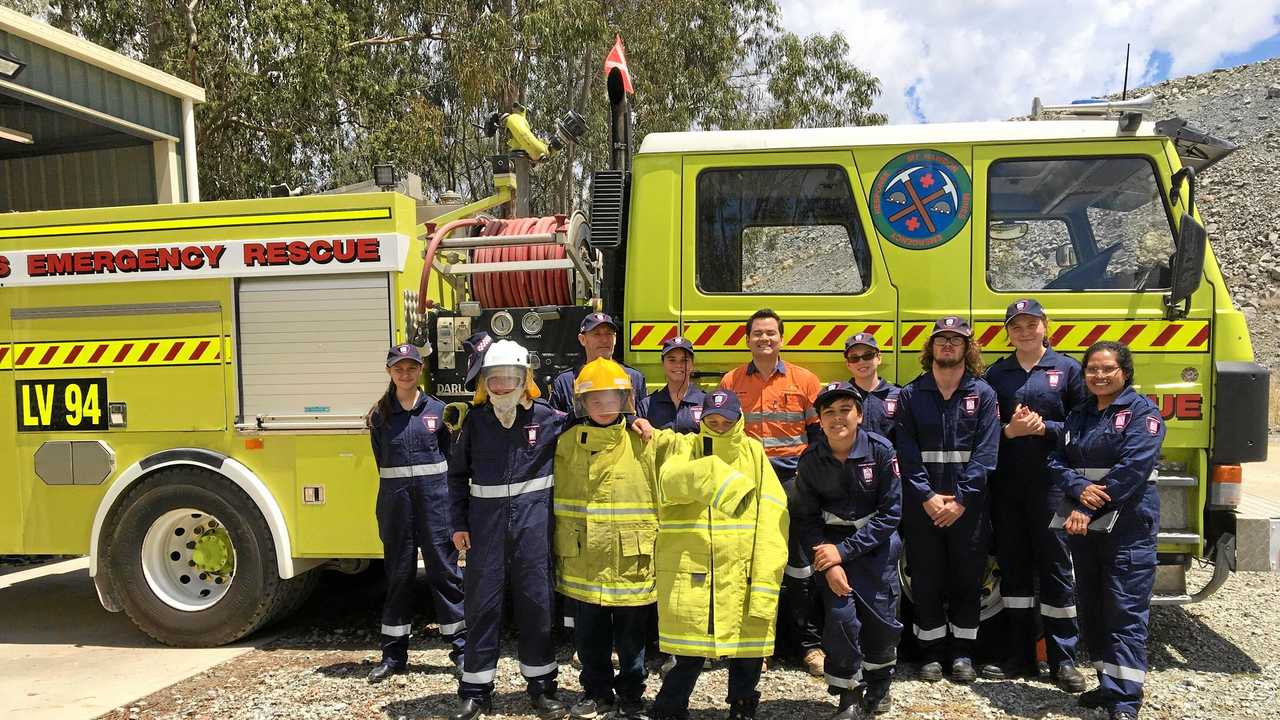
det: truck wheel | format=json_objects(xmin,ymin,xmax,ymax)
[{"xmin": 104, "ymin": 467, "xmax": 283, "ymax": 647}]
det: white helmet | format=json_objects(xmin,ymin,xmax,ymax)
[{"xmin": 481, "ymin": 340, "xmax": 529, "ymax": 369}]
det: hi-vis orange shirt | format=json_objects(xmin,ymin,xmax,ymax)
[{"xmin": 720, "ymin": 359, "xmax": 822, "ymax": 476}]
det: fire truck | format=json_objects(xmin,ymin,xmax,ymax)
[{"xmin": 1, "ymin": 68, "xmax": 1273, "ymax": 646}]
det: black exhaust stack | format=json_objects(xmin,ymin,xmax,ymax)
[{"xmin": 589, "ymin": 67, "xmax": 633, "ymax": 319}]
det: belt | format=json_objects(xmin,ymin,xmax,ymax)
[
  {"xmin": 379, "ymin": 461, "xmax": 448, "ymax": 478},
  {"xmin": 470, "ymin": 474, "xmax": 554, "ymax": 498}
]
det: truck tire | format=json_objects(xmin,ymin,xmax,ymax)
[
  {"xmin": 262, "ymin": 566, "xmax": 321, "ymax": 628},
  {"xmin": 104, "ymin": 466, "xmax": 285, "ymax": 647}
]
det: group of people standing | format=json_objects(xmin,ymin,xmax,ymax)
[{"xmin": 365, "ymin": 299, "xmax": 1166, "ymax": 720}]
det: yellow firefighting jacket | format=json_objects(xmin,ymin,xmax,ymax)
[
  {"xmin": 655, "ymin": 416, "xmax": 789, "ymax": 658},
  {"xmin": 553, "ymin": 420, "xmax": 689, "ymax": 606}
]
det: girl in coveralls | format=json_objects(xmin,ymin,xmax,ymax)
[
  {"xmin": 1048, "ymin": 342, "xmax": 1164, "ymax": 720},
  {"xmin": 366, "ymin": 343, "xmax": 466, "ymax": 684}
]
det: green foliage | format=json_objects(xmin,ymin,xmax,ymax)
[{"xmin": 10, "ymin": 0, "xmax": 886, "ymax": 207}]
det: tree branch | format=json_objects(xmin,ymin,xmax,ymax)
[{"xmin": 344, "ymin": 32, "xmax": 448, "ymax": 50}]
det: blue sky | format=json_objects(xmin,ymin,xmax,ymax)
[{"xmin": 780, "ymin": 2, "xmax": 1280, "ymax": 123}]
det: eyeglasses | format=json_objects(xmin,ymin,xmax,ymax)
[
  {"xmin": 845, "ymin": 350, "xmax": 878, "ymax": 363},
  {"xmin": 932, "ymin": 335, "xmax": 966, "ymax": 347},
  {"xmin": 1084, "ymin": 365, "xmax": 1122, "ymax": 376}
]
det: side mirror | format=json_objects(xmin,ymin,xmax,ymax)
[
  {"xmin": 1165, "ymin": 166, "xmax": 1207, "ymax": 318},
  {"xmin": 1054, "ymin": 243, "xmax": 1077, "ymax": 268}
]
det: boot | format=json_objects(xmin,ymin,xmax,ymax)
[
  {"xmin": 570, "ymin": 695, "xmax": 616, "ymax": 720},
  {"xmin": 367, "ymin": 660, "xmax": 402, "ymax": 684},
  {"xmin": 727, "ymin": 696, "xmax": 759, "ymax": 720},
  {"xmin": 617, "ymin": 697, "xmax": 648, "ymax": 720},
  {"xmin": 860, "ymin": 680, "xmax": 892, "ymax": 716},
  {"xmin": 1078, "ymin": 688, "xmax": 1109, "ymax": 709},
  {"xmin": 917, "ymin": 660, "xmax": 943, "ymax": 682},
  {"xmin": 803, "ymin": 649, "xmax": 826, "ymax": 677},
  {"xmin": 828, "ymin": 687, "xmax": 864, "ymax": 720},
  {"xmin": 451, "ymin": 697, "xmax": 491, "ymax": 720},
  {"xmin": 533, "ymin": 693, "xmax": 568, "ymax": 720},
  {"xmin": 1054, "ymin": 661, "xmax": 1087, "ymax": 693},
  {"xmin": 949, "ymin": 658, "xmax": 976, "ymax": 684}
]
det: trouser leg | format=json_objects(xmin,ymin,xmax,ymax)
[
  {"xmin": 902, "ymin": 504, "xmax": 947, "ymax": 659},
  {"xmin": 652, "ymin": 655, "xmax": 704, "ymax": 717},
  {"xmin": 1035, "ymin": 494, "xmax": 1080, "ymax": 666},
  {"xmin": 820, "ymin": 579, "xmax": 864, "ymax": 691},
  {"xmin": 856, "ymin": 585, "xmax": 903, "ymax": 683},
  {"xmin": 993, "ymin": 487, "xmax": 1037, "ymax": 667},
  {"xmin": 575, "ymin": 602, "xmax": 617, "ymax": 701},
  {"xmin": 511, "ymin": 505, "xmax": 558, "ymax": 698},
  {"xmin": 1099, "ymin": 536, "xmax": 1156, "ymax": 716},
  {"xmin": 779, "ymin": 476, "xmax": 822, "ymax": 658},
  {"xmin": 377, "ymin": 483, "xmax": 415, "ymax": 667},
  {"xmin": 459, "ymin": 522, "xmax": 504, "ymax": 700},
  {"xmin": 726, "ymin": 658, "xmax": 764, "ymax": 703},
  {"xmin": 411, "ymin": 478, "xmax": 467, "ymax": 658},
  {"xmin": 612, "ymin": 605, "xmax": 651, "ymax": 702},
  {"xmin": 944, "ymin": 503, "xmax": 987, "ymax": 660}
]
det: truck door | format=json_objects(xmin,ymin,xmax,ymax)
[{"xmin": 663, "ymin": 151, "xmax": 898, "ymax": 384}]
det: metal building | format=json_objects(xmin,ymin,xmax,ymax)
[{"xmin": 0, "ymin": 7, "xmax": 204, "ymax": 211}]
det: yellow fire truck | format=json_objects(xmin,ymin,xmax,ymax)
[{"xmin": 1, "ymin": 78, "xmax": 1272, "ymax": 646}]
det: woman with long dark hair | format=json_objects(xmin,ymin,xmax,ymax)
[
  {"xmin": 1048, "ymin": 341, "xmax": 1164, "ymax": 720},
  {"xmin": 366, "ymin": 343, "xmax": 466, "ymax": 683},
  {"xmin": 981, "ymin": 299, "xmax": 1089, "ymax": 689}
]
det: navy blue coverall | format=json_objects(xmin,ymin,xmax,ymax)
[
  {"xmin": 895, "ymin": 372, "xmax": 1000, "ymax": 661},
  {"xmin": 448, "ymin": 399, "xmax": 570, "ymax": 700},
  {"xmin": 370, "ymin": 393, "xmax": 467, "ymax": 668},
  {"xmin": 849, "ymin": 378, "xmax": 900, "ymax": 441},
  {"xmin": 1048, "ymin": 387, "xmax": 1165, "ymax": 716},
  {"xmin": 792, "ymin": 431, "xmax": 904, "ymax": 692},
  {"xmin": 640, "ymin": 385, "xmax": 706, "ymax": 434},
  {"xmin": 985, "ymin": 348, "xmax": 1090, "ymax": 669}
]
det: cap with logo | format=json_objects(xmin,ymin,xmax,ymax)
[
  {"xmin": 844, "ymin": 332, "xmax": 880, "ymax": 352},
  {"xmin": 580, "ymin": 312, "xmax": 619, "ymax": 333},
  {"xmin": 929, "ymin": 315, "xmax": 973, "ymax": 339},
  {"xmin": 702, "ymin": 389, "xmax": 742, "ymax": 423},
  {"xmin": 661, "ymin": 336, "xmax": 695, "ymax": 357},
  {"xmin": 815, "ymin": 380, "xmax": 864, "ymax": 410},
  {"xmin": 1004, "ymin": 298, "xmax": 1047, "ymax": 324},
  {"xmin": 462, "ymin": 331, "xmax": 494, "ymax": 390},
  {"xmin": 386, "ymin": 343, "xmax": 424, "ymax": 367}
]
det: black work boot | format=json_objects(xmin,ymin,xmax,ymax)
[
  {"xmin": 570, "ymin": 695, "xmax": 615, "ymax": 720},
  {"xmin": 917, "ymin": 659, "xmax": 944, "ymax": 682},
  {"xmin": 950, "ymin": 658, "xmax": 976, "ymax": 684},
  {"xmin": 727, "ymin": 695, "xmax": 759, "ymax": 720},
  {"xmin": 367, "ymin": 660, "xmax": 402, "ymax": 684},
  {"xmin": 1054, "ymin": 661, "xmax": 1087, "ymax": 693},
  {"xmin": 617, "ymin": 697, "xmax": 648, "ymax": 720},
  {"xmin": 861, "ymin": 679, "xmax": 892, "ymax": 716},
  {"xmin": 828, "ymin": 687, "xmax": 864, "ymax": 720},
  {"xmin": 451, "ymin": 697, "xmax": 491, "ymax": 720},
  {"xmin": 1078, "ymin": 687, "xmax": 1109, "ymax": 709},
  {"xmin": 533, "ymin": 692, "xmax": 568, "ymax": 720}
]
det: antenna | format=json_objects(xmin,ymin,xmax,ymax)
[{"xmin": 1122, "ymin": 43, "xmax": 1131, "ymax": 100}]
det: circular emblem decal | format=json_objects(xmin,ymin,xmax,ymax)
[{"xmin": 869, "ymin": 149, "xmax": 972, "ymax": 250}]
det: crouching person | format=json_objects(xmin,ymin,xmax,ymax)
[
  {"xmin": 555, "ymin": 359, "xmax": 682, "ymax": 720},
  {"xmin": 793, "ymin": 382, "xmax": 903, "ymax": 718},
  {"xmin": 650, "ymin": 390, "xmax": 789, "ymax": 720}
]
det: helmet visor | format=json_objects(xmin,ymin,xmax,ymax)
[
  {"xmin": 573, "ymin": 389, "xmax": 635, "ymax": 419},
  {"xmin": 482, "ymin": 366, "xmax": 524, "ymax": 395}
]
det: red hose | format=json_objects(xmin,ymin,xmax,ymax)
[
  {"xmin": 425, "ymin": 214, "xmax": 575, "ymax": 310},
  {"xmin": 418, "ymin": 217, "xmax": 485, "ymax": 313}
]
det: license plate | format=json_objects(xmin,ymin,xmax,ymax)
[{"xmin": 16, "ymin": 378, "xmax": 108, "ymax": 431}]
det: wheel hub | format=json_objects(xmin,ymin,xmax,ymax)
[
  {"xmin": 140, "ymin": 508, "xmax": 237, "ymax": 612},
  {"xmin": 192, "ymin": 528, "xmax": 234, "ymax": 575}
]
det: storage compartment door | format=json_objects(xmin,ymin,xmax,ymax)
[{"xmin": 237, "ymin": 273, "xmax": 393, "ymax": 426}]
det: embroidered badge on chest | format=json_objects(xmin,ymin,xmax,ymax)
[
  {"xmin": 963, "ymin": 394, "xmax": 979, "ymax": 417},
  {"xmin": 691, "ymin": 406, "xmax": 703, "ymax": 422},
  {"xmin": 526, "ymin": 424, "xmax": 540, "ymax": 447},
  {"xmin": 858, "ymin": 463, "xmax": 877, "ymax": 490},
  {"xmin": 1113, "ymin": 410, "xmax": 1131, "ymax": 432},
  {"xmin": 1146, "ymin": 416, "xmax": 1161, "ymax": 436},
  {"xmin": 1045, "ymin": 370, "xmax": 1062, "ymax": 389},
  {"xmin": 884, "ymin": 397, "xmax": 898, "ymax": 417},
  {"xmin": 423, "ymin": 415, "xmax": 438, "ymax": 432}
]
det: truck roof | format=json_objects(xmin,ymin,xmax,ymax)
[{"xmin": 637, "ymin": 120, "xmax": 1162, "ymax": 155}]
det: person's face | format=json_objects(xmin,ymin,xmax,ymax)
[
  {"xmin": 844, "ymin": 345, "xmax": 881, "ymax": 382},
  {"xmin": 584, "ymin": 390, "xmax": 624, "ymax": 424},
  {"xmin": 483, "ymin": 368, "xmax": 522, "ymax": 397},
  {"xmin": 748, "ymin": 317, "xmax": 782, "ymax": 357},
  {"xmin": 387, "ymin": 359, "xmax": 422, "ymax": 390},
  {"xmin": 1006, "ymin": 315, "xmax": 1046, "ymax": 353},
  {"xmin": 1084, "ymin": 350, "xmax": 1125, "ymax": 397},
  {"xmin": 703, "ymin": 413, "xmax": 734, "ymax": 433},
  {"xmin": 662, "ymin": 349, "xmax": 693, "ymax": 385},
  {"xmin": 819, "ymin": 398, "xmax": 862, "ymax": 444},
  {"xmin": 931, "ymin": 333, "xmax": 966, "ymax": 368},
  {"xmin": 579, "ymin": 325, "xmax": 617, "ymax": 360}
]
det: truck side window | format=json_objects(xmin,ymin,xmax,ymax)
[
  {"xmin": 987, "ymin": 157, "xmax": 1176, "ymax": 292},
  {"xmin": 696, "ymin": 166, "xmax": 871, "ymax": 295}
]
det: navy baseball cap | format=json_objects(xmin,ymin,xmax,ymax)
[
  {"xmin": 1005, "ymin": 298, "xmax": 1047, "ymax": 324},
  {"xmin": 661, "ymin": 336, "xmax": 695, "ymax": 357},
  {"xmin": 929, "ymin": 315, "xmax": 973, "ymax": 338},
  {"xmin": 580, "ymin": 312, "xmax": 618, "ymax": 333},
  {"xmin": 387, "ymin": 343, "xmax": 424, "ymax": 367},
  {"xmin": 702, "ymin": 390, "xmax": 742, "ymax": 423},
  {"xmin": 462, "ymin": 331, "xmax": 494, "ymax": 391},
  {"xmin": 815, "ymin": 380, "xmax": 864, "ymax": 411},
  {"xmin": 844, "ymin": 332, "xmax": 879, "ymax": 352}
]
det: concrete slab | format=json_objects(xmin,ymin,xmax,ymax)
[{"xmin": 0, "ymin": 558, "xmax": 256, "ymax": 720}]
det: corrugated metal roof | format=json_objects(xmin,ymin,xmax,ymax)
[{"xmin": 637, "ymin": 120, "xmax": 1163, "ymax": 155}]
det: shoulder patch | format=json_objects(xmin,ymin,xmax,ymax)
[{"xmin": 1146, "ymin": 415, "xmax": 1161, "ymax": 436}]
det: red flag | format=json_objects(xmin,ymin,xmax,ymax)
[{"xmin": 603, "ymin": 34, "xmax": 634, "ymax": 94}]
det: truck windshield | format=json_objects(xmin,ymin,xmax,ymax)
[{"xmin": 986, "ymin": 157, "xmax": 1177, "ymax": 292}]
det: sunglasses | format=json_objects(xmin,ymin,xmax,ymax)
[{"xmin": 845, "ymin": 350, "xmax": 879, "ymax": 363}]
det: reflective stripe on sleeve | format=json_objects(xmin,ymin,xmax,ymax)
[
  {"xmin": 784, "ymin": 564, "xmax": 814, "ymax": 579},
  {"xmin": 1040, "ymin": 603, "xmax": 1078, "ymax": 619},
  {"xmin": 822, "ymin": 511, "xmax": 872, "ymax": 529},
  {"xmin": 913, "ymin": 624, "xmax": 947, "ymax": 642},
  {"xmin": 1078, "ymin": 467, "xmax": 1157, "ymax": 484},
  {"xmin": 761, "ymin": 434, "xmax": 807, "ymax": 448},
  {"xmin": 379, "ymin": 461, "xmax": 448, "ymax": 478},
  {"xmin": 520, "ymin": 661, "xmax": 558, "ymax": 677},
  {"xmin": 1101, "ymin": 662, "xmax": 1146, "ymax": 683},
  {"xmin": 470, "ymin": 474, "xmax": 554, "ymax": 498},
  {"xmin": 381, "ymin": 623, "xmax": 412, "ymax": 637},
  {"xmin": 920, "ymin": 450, "xmax": 972, "ymax": 463}
]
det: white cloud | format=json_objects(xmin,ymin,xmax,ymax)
[{"xmin": 780, "ymin": 0, "xmax": 1280, "ymax": 123}]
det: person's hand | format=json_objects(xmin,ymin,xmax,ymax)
[
  {"xmin": 934, "ymin": 498, "xmax": 966, "ymax": 528},
  {"xmin": 1025, "ymin": 411, "xmax": 1046, "ymax": 436},
  {"xmin": 631, "ymin": 417, "xmax": 654, "ymax": 442},
  {"xmin": 923, "ymin": 494, "xmax": 949, "ymax": 521},
  {"xmin": 812, "ymin": 543, "xmax": 842, "ymax": 572},
  {"xmin": 452, "ymin": 531, "xmax": 471, "ymax": 551},
  {"xmin": 825, "ymin": 564, "xmax": 852, "ymax": 597},
  {"xmin": 1080, "ymin": 483, "xmax": 1111, "ymax": 510},
  {"xmin": 1064, "ymin": 510, "xmax": 1090, "ymax": 535},
  {"xmin": 1005, "ymin": 405, "xmax": 1042, "ymax": 438}
]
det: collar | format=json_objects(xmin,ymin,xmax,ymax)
[
  {"xmin": 746, "ymin": 358, "xmax": 786, "ymax": 376},
  {"xmin": 822, "ymin": 429, "xmax": 872, "ymax": 463},
  {"xmin": 649, "ymin": 384, "xmax": 706, "ymax": 406},
  {"xmin": 1099, "ymin": 385, "xmax": 1142, "ymax": 409},
  {"xmin": 850, "ymin": 377, "xmax": 893, "ymax": 396},
  {"xmin": 915, "ymin": 370, "xmax": 976, "ymax": 393},
  {"xmin": 392, "ymin": 390, "xmax": 429, "ymax": 414}
]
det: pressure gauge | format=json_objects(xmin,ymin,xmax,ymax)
[
  {"xmin": 490, "ymin": 311, "xmax": 514, "ymax": 337},
  {"xmin": 522, "ymin": 311, "xmax": 545, "ymax": 336}
]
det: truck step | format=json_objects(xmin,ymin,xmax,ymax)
[
  {"xmin": 1157, "ymin": 531, "xmax": 1200, "ymax": 545},
  {"xmin": 1156, "ymin": 474, "xmax": 1197, "ymax": 488}
]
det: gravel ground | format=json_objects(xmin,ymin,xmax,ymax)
[{"xmin": 97, "ymin": 566, "xmax": 1279, "ymax": 720}]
